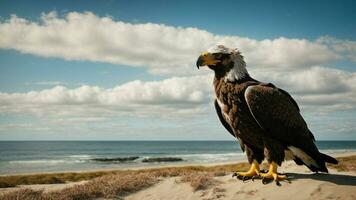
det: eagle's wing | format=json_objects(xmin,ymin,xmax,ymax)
[
  {"xmin": 243, "ymin": 84, "xmax": 334, "ymax": 171},
  {"xmin": 244, "ymin": 84, "xmax": 312, "ymax": 145}
]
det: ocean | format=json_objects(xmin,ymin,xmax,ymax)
[{"xmin": 0, "ymin": 141, "xmax": 355, "ymax": 175}]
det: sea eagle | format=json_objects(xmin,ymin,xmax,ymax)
[{"xmin": 196, "ymin": 45, "xmax": 338, "ymax": 185}]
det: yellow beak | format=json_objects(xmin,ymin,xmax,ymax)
[{"xmin": 196, "ymin": 52, "xmax": 219, "ymax": 68}]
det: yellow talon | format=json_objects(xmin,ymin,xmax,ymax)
[
  {"xmin": 233, "ymin": 160, "xmax": 260, "ymax": 181},
  {"xmin": 260, "ymin": 162, "xmax": 288, "ymax": 185}
]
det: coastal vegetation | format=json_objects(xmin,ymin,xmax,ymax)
[{"xmin": 0, "ymin": 155, "xmax": 354, "ymax": 200}]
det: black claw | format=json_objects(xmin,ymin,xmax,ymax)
[
  {"xmin": 233, "ymin": 172, "xmax": 243, "ymax": 180},
  {"xmin": 232, "ymin": 172, "xmax": 262, "ymax": 183},
  {"xmin": 283, "ymin": 177, "xmax": 292, "ymax": 184},
  {"xmin": 262, "ymin": 178, "xmax": 272, "ymax": 185},
  {"xmin": 251, "ymin": 175, "xmax": 259, "ymax": 181},
  {"xmin": 232, "ymin": 172, "xmax": 238, "ymax": 178},
  {"xmin": 242, "ymin": 176, "xmax": 249, "ymax": 182},
  {"xmin": 251, "ymin": 176, "xmax": 255, "ymax": 181},
  {"xmin": 262, "ymin": 178, "xmax": 268, "ymax": 185},
  {"xmin": 275, "ymin": 180, "xmax": 281, "ymax": 186}
]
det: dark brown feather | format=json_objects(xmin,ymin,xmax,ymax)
[
  {"xmin": 244, "ymin": 85, "xmax": 310, "ymax": 145},
  {"xmin": 244, "ymin": 84, "xmax": 333, "ymax": 171}
]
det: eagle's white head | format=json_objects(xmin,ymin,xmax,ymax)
[{"xmin": 196, "ymin": 45, "xmax": 249, "ymax": 82}]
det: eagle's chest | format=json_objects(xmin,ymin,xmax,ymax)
[
  {"xmin": 215, "ymin": 89, "xmax": 246, "ymax": 128},
  {"xmin": 216, "ymin": 98, "xmax": 231, "ymax": 123},
  {"xmin": 214, "ymin": 79, "xmax": 257, "ymax": 132}
]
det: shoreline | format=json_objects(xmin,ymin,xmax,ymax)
[
  {"xmin": 2, "ymin": 150, "xmax": 355, "ymax": 177},
  {"xmin": 1, "ymin": 150, "xmax": 356, "ymax": 177}
]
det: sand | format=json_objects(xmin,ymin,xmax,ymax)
[
  {"xmin": 1, "ymin": 152, "xmax": 356, "ymax": 199},
  {"xmin": 126, "ymin": 161, "xmax": 356, "ymax": 200}
]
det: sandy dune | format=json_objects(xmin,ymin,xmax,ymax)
[{"xmin": 126, "ymin": 162, "xmax": 356, "ymax": 200}]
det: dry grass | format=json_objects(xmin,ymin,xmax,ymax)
[
  {"xmin": 0, "ymin": 171, "xmax": 115, "ymax": 188},
  {"xmin": 181, "ymin": 172, "xmax": 216, "ymax": 191},
  {"xmin": 1, "ymin": 188, "xmax": 45, "ymax": 200},
  {"xmin": 328, "ymin": 155, "xmax": 356, "ymax": 172},
  {"xmin": 0, "ymin": 162, "xmax": 251, "ymax": 188},
  {"xmin": 1, "ymin": 172, "xmax": 158, "ymax": 200}
]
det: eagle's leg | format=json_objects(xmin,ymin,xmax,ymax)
[
  {"xmin": 259, "ymin": 162, "xmax": 287, "ymax": 186},
  {"xmin": 232, "ymin": 160, "xmax": 260, "ymax": 181}
]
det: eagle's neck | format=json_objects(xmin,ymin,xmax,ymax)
[
  {"xmin": 225, "ymin": 61, "xmax": 249, "ymax": 82},
  {"xmin": 214, "ymin": 56, "xmax": 250, "ymax": 83}
]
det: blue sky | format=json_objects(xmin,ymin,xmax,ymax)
[
  {"xmin": 0, "ymin": 0, "xmax": 355, "ymax": 140},
  {"xmin": 1, "ymin": 0, "xmax": 355, "ymax": 40}
]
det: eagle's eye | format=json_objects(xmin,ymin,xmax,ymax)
[
  {"xmin": 213, "ymin": 53, "xmax": 230, "ymax": 63},
  {"xmin": 213, "ymin": 53, "xmax": 221, "ymax": 59},
  {"xmin": 212, "ymin": 53, "xmax": 222, "ymax": 59}
]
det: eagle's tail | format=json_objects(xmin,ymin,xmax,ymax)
[
  {"xmin": 290, "ymin": 146, "xmax": 338, "ymax": 173},
  {"xmin": 306, "ymin": 152, "xmax": 338, "ymax": 173},
  {"xmin": 308, "ymin": 152, "xmax": 338, "ymax": 173},
  {"xmin": 308, "ymin": 155, "xmax": 328, "ymax": 173},
  {"xmin": 319, "ymin": 152, "xmax": 338, "ymax": 164}
]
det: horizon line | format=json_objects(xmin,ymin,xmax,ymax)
[{"xmin": 0, "ymin": 140, "xmax": 355, "ymax": 142}]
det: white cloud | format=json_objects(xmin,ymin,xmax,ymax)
[
  {"xmin": 0, "ymin": 11, "xmax": 351, "ymax": 75},
  {"xmin": 49, "ymin": 117, "xmax": 108, "ymax": 125},
  {"xmin": 317, "ymin": 36, "xmax": 356, "ymax": 62},
  {"xmin": 0, "ymin": 75, "xmax": 213, "ymax": 118},
  {"xmin": 0, "ymin": 123, "xmax": 51, "ymax": 131}
]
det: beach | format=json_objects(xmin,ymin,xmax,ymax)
[
  {"xmin": 1, "ymin": 141, "xmax": 355, "ymax": 175},
  {"xmin": 1, "ymin": 152, "xmax": 356, "ymax": 200}
]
